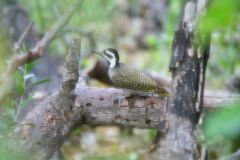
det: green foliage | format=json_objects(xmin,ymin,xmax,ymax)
[
  {"xmin": 200, "ymin": 0, "xmax": 240, "ymax": 89},
  {"xmin": 25, "ymin": 61, "xmax": 34, "ymax": 74},
  {"xmin": 141, "ymin": 0, "xmax": 183, "ymax": 73},
  {"xmin": 83, "ymin": 153, "xmax": 137, "ymax": 160},
  {"xmin": 203, "ymin": 102, "xmax": 240, "ymax": 140},
  {"xmin": 202, "ymin": 102, "xmax": 240, "ymax": 157},
  {"xmin": 199, "ymin": 0, "xmax": 240, "ymax": 33},
  {"xmin": 145, "ymin": 34, "xmax": 158, "ymax": 50},
  {"xmin": 18, "ymin": 0, "xmax": 116, "ymax": 30},
  {"xmin": 15, "ymin": 71, "xmax": 25, "ymax": 95},
  {"xmin": 148, "ymin": 129, "xmax": 157, "ymax": 140},
  {"xmin": 0, "ymin": 110, "xmax": 18, "ymax": 159},
  {"xmin": 16, "ymin": 96, "xmax": 32, "ymax": 119},
  {"xmin": 165, "ymin": 0, "xmax": 183, "ymax": 33},
  {"xmin": 18, "ymin": 0, "xmax": 117, "ymax": 58},
  {"xmin": 0, "ymin": 148, "xmax": 27, "ymax": 160},
  {"xmin": 0, "ymin": 60, "xmax": 50, "ymax": 158}
]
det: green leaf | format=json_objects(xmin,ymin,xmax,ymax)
[
  {"xmin": 25, "ymin": 61, "xmax": 34, "ymax": 74},
  {"xmin": 15, "ymin": 71, "xmax": 25, "ymax": 94},
  {"xmin": 16, "ymin": 96, "xmax": 33, "ymax": 119},
  {"xmin": 202, "ymin": 102, "xmax": 240, "ymax": 140},
  {"xmin": 31, "ymin": 78, "xmax": 51, "ymax": 87}
]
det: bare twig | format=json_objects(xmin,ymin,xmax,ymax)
[
  {"xmin": 14, "ymin": 22, "xmax": 34, "ymax": 53},
  {"xmin": 35, "ymin": 0, "xmax": 83, "ymax": 54},
  {"xmin": 12, "ymin": 0, "xmax": 83, "ymax": 67},
  {"xmin": 0, "ymin": 0, "xmax": 83, "ymax": 103}
]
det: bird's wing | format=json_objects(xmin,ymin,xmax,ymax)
[{"xmin": 111, "ymin": 64, "xmax": 157, "ymax": 90}]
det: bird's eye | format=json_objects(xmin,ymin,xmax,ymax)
[{"xmin": 105, "ymin": 54, "xmax": 113, "ymax": 59}]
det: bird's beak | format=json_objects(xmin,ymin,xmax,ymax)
[
  {"xmin": 92, "ymin": 51, "xmax": 102, "ymax": 55},
  {"xmin": 92, "ymin": 51, "xmax": 105, "ymax": 59}
]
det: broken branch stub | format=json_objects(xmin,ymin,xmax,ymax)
[
  {"xmin": 148, "ymin": 1, "xmax": 211, "ymax": 160},
  {"xmin": 8, "ymin": 35, "xmax": 81, "ymax": 160}
]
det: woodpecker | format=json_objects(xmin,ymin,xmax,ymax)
[{"xmin": 93, "ymin": 48, "xmax": 169, "ymax": 97}]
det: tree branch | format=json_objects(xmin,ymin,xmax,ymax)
[
  {"xmin": 8, "ymin": 83, "xmax": 238, "ymax": 159},
  {"xmin": 14, "ymin": 22, "xmax": 34, "ymax": 53},
  {"xmin": 0, "ymin": 0, "xmax": 83, "ymax": 103},
  {"xmin": 74, "ymin": 87, "xmax": 168, "ymax": 129}
]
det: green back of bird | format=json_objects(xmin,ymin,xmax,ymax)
[{"xmin": 109, "ymin": 63, "xmax": 169, "ymax": 96}]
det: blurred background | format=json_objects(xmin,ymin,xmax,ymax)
[{"xmin": 0, "ymin": 0, "xmax": 240, "ymax": 159}]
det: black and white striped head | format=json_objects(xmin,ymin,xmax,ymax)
[{"xmin": 99, "ymin": 48, "xmax": 119, "ymax": 68}]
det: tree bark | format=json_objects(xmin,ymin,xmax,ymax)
[
  {"xmin": 75, "ymin": 87, "xmax": 168, "ymax": 129},
  {"xmin": 148, "ymin": 0, "xmax": 210, "ymax": 160},
  {"xmin": 7, "ymin": 84, "xmax": 236, "ymax": 159}
]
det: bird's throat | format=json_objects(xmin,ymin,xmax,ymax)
[{"xmin": 108, "ymin": 59, "xmax": 118, "ymax": 69}]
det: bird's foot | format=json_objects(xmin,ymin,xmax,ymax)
[{"xmin": 127, "ymin": 91, "xmax": 158, "ymax": 98}]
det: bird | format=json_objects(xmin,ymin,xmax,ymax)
[{"xmin": 93, "ymin": 48, "xmax": 169, "ymax": 97}]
